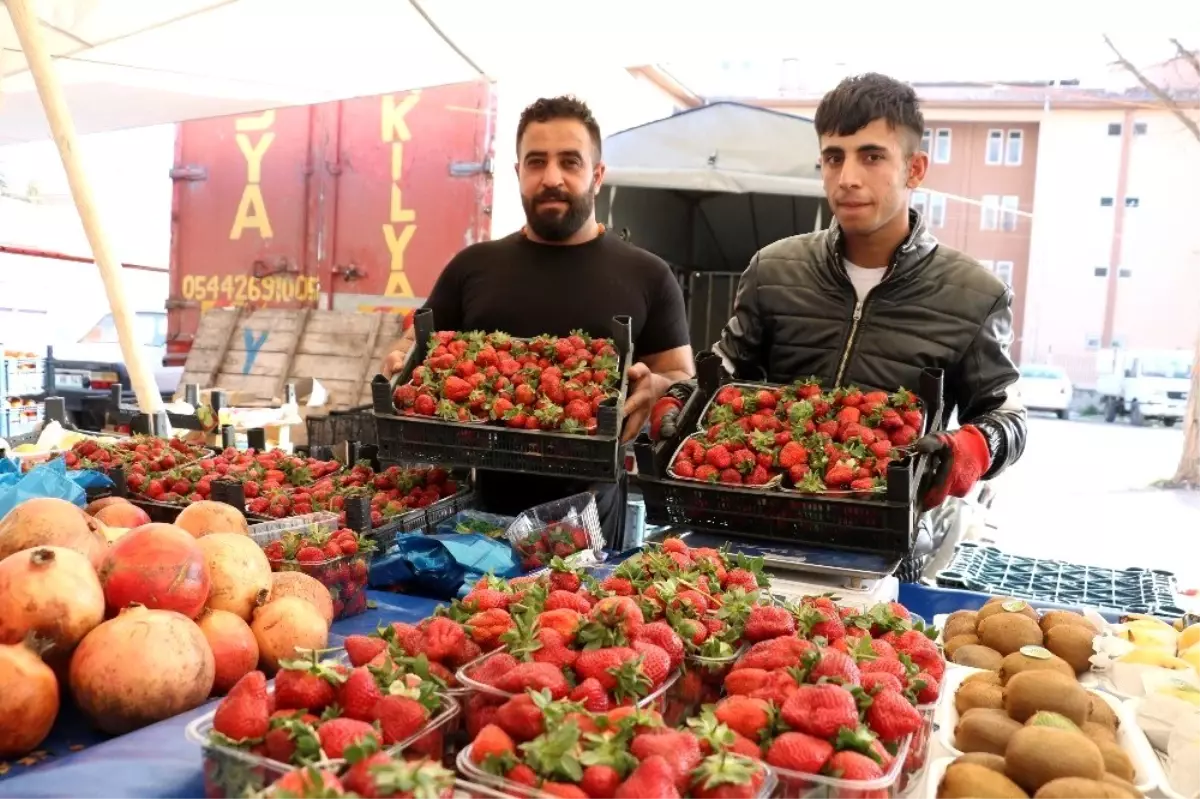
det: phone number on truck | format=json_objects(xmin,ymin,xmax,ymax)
[{"xmin": 180, "ymin": 274, "xmax": 320, "ymax": 304}]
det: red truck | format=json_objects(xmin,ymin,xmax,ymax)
[{"xmin": 164, "ymin": 80, "xmax": 496, "ymax": 367}]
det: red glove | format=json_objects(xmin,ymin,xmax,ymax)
[
  {"xmin": 649, "ymin": 396, "xmax": 682, "ymax": 440},
  {"xmin": 917, "ymin": 425, "xmax": 991, "ymax": 511}
]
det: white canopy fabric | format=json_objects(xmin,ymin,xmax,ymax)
[{"xmin": 602, "ymin": 102, "xmax": 825, "ymax": 197}]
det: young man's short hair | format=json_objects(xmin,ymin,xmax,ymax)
[
  {"xmin": 517, "ymin": 95, "xmax": 602, "ymax": 160},
  {"xmin": 813, "ymin": 73, "xmax": 925, "ymax": 154}
]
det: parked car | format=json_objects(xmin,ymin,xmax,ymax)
[
  {"xmin": 1015, "ymin": 363, "xmax": 1073, "ymax": 419},
  {"xmin": 48, "ymin": 311, "xmax": 183, "ymax": 429}
]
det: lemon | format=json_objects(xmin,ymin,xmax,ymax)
[{"xmin": 1179, "ymin": 623, "xmax": 1200, "ymax": 653}]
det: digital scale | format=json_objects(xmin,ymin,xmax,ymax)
[{"xmin": 661, "ymin": 531, "xmax": 902, "ymax": 612}]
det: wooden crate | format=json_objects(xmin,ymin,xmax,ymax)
[{"xmin": 177, "ymin": 308, "xmax": 413, "ymax": 409}]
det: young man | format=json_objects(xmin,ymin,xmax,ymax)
[
  {"xmin": 661, "ymin": 73, "xmax": 1027, "ymax": 576},
  {"xmin": 383, "ymin": 96, "xmax": 693, "ymax": 544}
]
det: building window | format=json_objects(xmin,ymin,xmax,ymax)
[
  {"xmin": 986, "ymin": 129, "xmax": 1004, "ymax": 165},
  {"xmin": 933, "ymin": 129, "xmax": 952, "ymax": 163},
  {"xmin": 911, "ymin": 190, "xmax": 929, "ymax": 217},
  {"xmin": 1085, "ymin": 335, "xmax": 1102, "ymax": 350},
  {"xmin": 995, "ymin": 261, "xmax": 1013, "ymax": 286},
  {"xmin": 1125, "ymin": 197, "xmax": 1140, "ymax": 208},
  {"xmin": 1005, "ymin": 130, "xmax": 1023, "ymax": 165},
  {"xmin": 928, "ymin": 193, "xmax": 947, "ymax": 228},
  {"xmin": 1094, "ymin": 266, "xmax": 1109, "ymax": 277},
  {"xmin": 1134, "ymin": 122, "xmax": 1148, "ymax": 135},
  {"xmin": 981, "ymin": 195, "xmax": 1000, "ymax": 230},
  {"xmin": 920, "ymin": 128, "xmax": 932, "ymax": 154},
  {"xmin": 1000, "ymin": 196, "xmax": 1020, "ymax": 232},
  {"xmin": 1100, "ymin": 197, "xmax": 1114, "ymax": 207},
  {"xmin": 1107, "ymin": 123, "xmax": 1122, "ymax": 136},
  {"xmin": 1119, "ymin": 268, "xmax": 1133, "ymax": 278}
]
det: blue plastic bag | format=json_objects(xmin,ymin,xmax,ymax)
[
  {"xmin": 0, "ymin": 458, "xmax": 116, "ymax": 519},
  {"xmin": 368, "ymin": 531, "xmax": 525, "ymax": 600}
]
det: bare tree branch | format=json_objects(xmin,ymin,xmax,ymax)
[
  {"xmin": 1169, "ymin": 38, "xmax": 1200, "ymax": 79},
  {"xmin": 1103, "ymin": 34, "xmax": 1200, "ymax": 142}
]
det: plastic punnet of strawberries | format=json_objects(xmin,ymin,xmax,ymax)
[
  {"xmin": 513, "ymin": 521, "xmax": 593, "ymax": 570},
  {"xmin": 670, "ymin": 378, "xmax": 924, "ymax": 494},
  {"xmin": 262, "ymin": 755, "xmax": 457, "ymax": 799},
  {"xmin": 465, "ymin": 693, "xmax": 773, "ymax": 799},
  {"xmin": 205, "ymin": 652, "xmax": 452, "ymax": 798},
  {"xmin": 298, "ymin": 464, "xmax": 461, "ymax": 530},
  {"xmin": 128, "ymin": 446, "xmax": 342, "ymax": 508},
  {"xmin": 391, "ymin": 329, "xmax": 622, "ymax": 436},
  {"xmin": 264, "ymin": 528, "xmax": 374, "ymax": 619},
  {"xmin": 50, "ymin": 434, "xmax": 206, "ymax": 474}
]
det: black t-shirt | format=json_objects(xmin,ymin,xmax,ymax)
[{"xmin": 421, "ymin": 231, "xmax": 690, "ymax": 544}]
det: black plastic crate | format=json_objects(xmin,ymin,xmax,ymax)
[
  {"xmin": 631, "ymin": 355, "xmax": 945, "ymax": 560},
  {"xmin": 370, "ymin": 487, "xmax": 480, "ymax": 550},
  {"xmin": 306, "ymin": 407, "xmax": 377, "ymax": 448},
  {"xmin": 370, "ymin": 309, "xmax": 634, "ymax": 482}
]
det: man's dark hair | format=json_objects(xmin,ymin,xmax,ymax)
[
  {"xmin": 516, "ymin": 95, "xmax": 602, "ymax": 160},
  {"xmin": 814, "ymin": 73, "xmax": 925, "ymax": 154}
]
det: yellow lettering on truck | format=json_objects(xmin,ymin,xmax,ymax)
[
  {"xmin": 382, "ymin": 93, "xmax": 420, "ymax": 297},
  {"xmin": 230, "ymin": 111, "xmax": 276, "ymax": 240}
]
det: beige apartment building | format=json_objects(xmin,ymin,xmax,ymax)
[{"xmin": 630, "ymin": 65, "xmax": 1200, "ymax": 387}]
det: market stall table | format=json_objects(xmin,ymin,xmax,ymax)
[{"xmin": 0, "ymin": 591, "xmax": 439, "ymax": 799}]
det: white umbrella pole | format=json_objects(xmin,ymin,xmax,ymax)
[{"xmin": 5, "ymin": 0, "xmax": 165, "ymax": 417}]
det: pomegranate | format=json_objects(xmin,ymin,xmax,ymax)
[
  {"xmin": 0, "ymin": 546, "xmax": 105, "ymax": 666},
  {"xmin": 93, "ymin": 501, "xmax": 151, "ymax": 529},
  {"xmin": 85, "ymin": 496, "xmax": 130, "ymax": 516},
  {"xmin": 0, "ymin": 640, "xmax": 60, "ymax": 758},
  {"xmin": 197, "ymin": 609, "xmax": 259, "ymax": 694},
  {"xmin": 174, "ymin": 501, "xmax": 249, "ymax": 538},
  {"xmin": 251, "ymin": 596, "xmax": 329, "ymax": 675},
  {"xmin": 0, "ymin": 497, "xmax": 107, "ymax": 569},
  {"xmin": 266, "ymin": 571, "xmax": 334, "ymax": 625},
  {"xmin": 99, "ymin": 523, "xmax": 211, "ymax": 619},
  {"xmin": 69, "ymin": 606, "xmax": 214, "ymax": 735},
  {"xmin": 196, "ymin": 533, "xmax": 272, "ymax": 620}
]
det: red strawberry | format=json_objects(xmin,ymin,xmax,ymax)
[
  {"xmin": 374, "ymin": 693, "xmax": 429, "ymax": 745},
  {"xmin": 860, "ymin": 672, "xmax": 905, "ymax": 695},
  {"xmin": 744, "ymin": 605, "xmax": 795, "ymax": 642},
  {"xmin": 632, "ymin": 641, "xmax": 672, "ymax": 688},
  {"xmin": 420, "ymin": 617, "xmax": 466, "ymax": 662},
  {"xmin": 826, "ymin": 750, "xmax": 883, "ymax": 781},
  {"xmin": 705, "ymin": 445, "xmax": 733, "ymax": 470},
  {"xmin": 804, "ymin": 648, "xmax": 861, "ymax": 685},
  {"xmin": 574, "ymin": 647, "xmax": 635, "ymax": 691},
  {"xmin": 631, "ymin": 730, "xmax": 703, "ymax": 791},
  {"xmin": 860, "ymin": 657, "xmax": 909, "ymax": 684},
  {"xmin": 271, "ymin": 768, "xmax": 344, "ymax": 797},
  {"xmin": 494, "ymin": 693, "xmax": 545, "ymax": 742},
  {"xmin": 910, "ymin": 671, "xmax": 940, "ymax": 704},
  {"xmin": 317, "ymin": 717, "xmax": 379, "ymax": 759},
  {"xmin": 722, "ymin": 569, "xmax": 758, "ymax": 591},
  {"xmin": 263, "ymin": 716, "xmax": 320, "ymax": 765},
  {"xmin": 338, "ymin": 667, "xmax": 384, "ymax": 722},
  {"xmin": 212, "ymin": 671, "xmax": 270, "ymax": 741},
  {"xmin": 713, "ymin": 696, "xmax": 773, "ymax": 741},
  {"xmin": 470, "ymin": 723, "xmax": 516, "ymax": 768},
  {"xmin": 736, "ymin": 637, "xmax": 815, "ymax": 672},
  {"xmin": 765, "ymin": 731, "xmax": 834, "ymax": 774},
  {"xmin": 569, "ymin": 677, "xmax": 611, "ymax": 712},
  {"xmin": 633, "ymin": 622, "xmax": 686, "ymax": 670},
  {"xmin": 615, "ymin": 755, "xmax": 683, "ymax": 799},
  {"xmin": 493, "ymin": 662, "xmax": 570, "ymax": 698},
  {"xmin": 545, "ymin": 589, "xmax": 592, "ymax": 614},
  {"xmin": 780, "ymin": 683, "xmax": 859, "ymax": 739},
  {"xmin": 724, "ymin": 668, "xmax": 771, "ymax": 696},
  {"xmin": 865, "ymin": 687, "xmax": 923, "ymax": 742},
  {"xmin": 581, "ymin": 765, "xmax": 623, "ymax": 799}
]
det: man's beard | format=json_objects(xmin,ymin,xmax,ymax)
[{"xmin": 522, "ymin": 183, "xmax": 595, "ymax": 242}]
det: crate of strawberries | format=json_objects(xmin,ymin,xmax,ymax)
[
  {"xmin": 370, "ymin": 308, "xmax": 633, "ymax": 482},
  {"xmin": 633, "ymin": 354, "xmax": 945, "ymax": 559},
  {"xmin": 255, "ymin": 518, "xmax": 374, "ymax": 620}
]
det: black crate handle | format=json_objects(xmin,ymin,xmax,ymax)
[{"xmin": 343, "ymin": 495, "xmax": 372, "ymax": 534}]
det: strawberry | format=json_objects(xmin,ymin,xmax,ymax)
[
  {"xmin": 420, "ymin": 617, "xmax": 466, "ymax": 662},
  {"xmin": 507, "ymin": 763, "xmax": 538, "ymax": 786},
  {"xmin": 600, "ymin": 575, "xmax": 635, "ymax": 596},
  {"xmin": 271, "ymin": 767, "xmax": 344, "ymax": 797},
  {"xmin": 722, "ymin": 569, "xmax": 758, "ymax": 591},
  {"xmin": 569, "ymin": 677, "xmax": 611, "ymax": 712},
  {"xmin": 212, "ymin": 671, "xmax": 271, "ymax": 741},
  {"xmin": 705, "ymin": 445, "xmax": 733, "ymax": 470},
  {"xmin": 910, "ymin": 671, "xmax": 940, "ymax": 704},
  {"xmin": 735, "ymin": 637, "xmax": 815, "ymax": 672},
  {"xmin": 574, "ymin": 646, "xmax": 635, "ymax": 691},
  {"xmin": 694, "ymin": 464, "xmax": 719, "ymax": 482},
  {"xmin": 466, "ymin": 608, "xmax": 515, "ymax": 650},
  {"xmin": 614, "ymin": 755, "xmax": 682, "ymax": 799},
  {"xmin": 263, "ymin": 716, "xmax": 321, "ymax": 765},
  {"xmin": 860, "ymin": 657, "xmax": 909, "ymax": 683},
  {"xmin": 470, "ymin": 723, "xmax": 516, "ymax": 770},
  {"xmin": 633, "ymin": 622, "xmax": 685, "ymax": 670},
  {"xmin": 796, "ymin": 605, "xmax": 847, "ymax": 641},
  {"xmin": 824, "ymin": 460, "xmax": 855, "ymax": 488},
  {"xmin": 777, "ymin": 441, "xmax": 808, "ymax": 468},
  {"xmin": 274, "ymin": 658, "xmax": 342, "ymax": 712},
  {"xmin": 338, "ymin": 667, "xmax": 384, "ymax": 722},
  {"xmin": 494, "ymin": 692, "xmax": 545, "ymax": 742},
  {"xmin": 541, "ymin": 782, "xmax": 589, "ymax": 798},
  {"xmin": 826, "ymin": 750, "xmax": 884, "ymax": 781},
  {"xmin": 766, "ymin": 731, "xmax": 833, "ymax": 775},
  {"xmin": 865, "ymin": 687, "xmax": 923, "ymax": 742},
  {"xmin": 442, "ymin": 376, "xmax": 472, "ymax": 402},
  {"xmin": 631, "ymin": 729, "xmax": 703, "ymax": 791},
  {"xmin": 545, "ymin": 590, "xmax": 591, "ymax": 614},
  {"xmin": 317, "ymin": 717, "xmax": 379, "ymax": 759},
  {"xmin": 804, "ymin": 647, "xmax": 861, "ymax": 685},
  {"xmin": 374, "ymin": 693, "xmax": 429, "ymax": 745},
  {"xmin": 890, "ymin": 425, "xmax": 918, "ymax": 446},
  {"xmin": 780, "ymin": 683, "xmax": 858, "ymax": 739},
  {"xmin": 744, "ymin": 605, "xmax": 795, "ymax": 642},
  {"xmin": 632, "ymin": 641, "xmax": 672, "ymax": 687},
  {"xmin": 581, "ymin": 765, "xmax": 623, "ymax": 799},
  {"xmin": 463, "ymin": 588, "xmax": 510, "ymax": 611},
  {"xmin": 493, "ymin": 662, "xmax": 569, "ymax": 698},
  {"xmin": 860, "ymin": 672, "xmax": 905, "ymax": 695},
  {"xmin": 713, "ymin": 696, "xmax": 773, "ymax": 742},
  {"xmin": 723, "ymin": 668, "xmax": 770, "ymax": 696}
]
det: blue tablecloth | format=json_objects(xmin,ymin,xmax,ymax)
[{"xmin": 0, "ymin": 591, "xmax": 439, "ymax": 799}]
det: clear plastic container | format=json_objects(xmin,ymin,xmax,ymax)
[
  {"xmin": 504, "ymin": 492, "xmax": 605, "ymax": 570},
  {"xmin": 251, "ymin": 512, "xmax": 367, "ymax": 620},
  {"xmin": 186, "ymin": 692, "xmax": 460, "ymax": 798},
  {"xmin": 665, "ymin": 647, "xmax": 747, "ymax": 726},
  {"xmin": 457, "ymin": 744, "xmax": 778, "ymax": 798},
  {"xmin": 896, "ymin": 703, "xmax": 935, "ymax": 793},
  {"xmin": 249, "ymin": 511, "xmax": 341, "ymax": 545},
  {"xmin": 771, "ymin": 734, "xmax": 911, "ymax": 799}
]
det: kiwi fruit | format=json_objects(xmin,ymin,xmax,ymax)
[
  {"xmin": 1026, "ymin": 711, "xmax": 1080, "ymax": 732},
  {"xmin": 954, "ymin": 644, "xmax": 1005, "ymax": 670},
  {"xmin": 945, "ymin": 633, "xmax": 982, "ymax": 658},
  {"xmin": 956, "ymin": 681, "xmax": 1007, "ymax": 715},
  {"xmin": 1004, "ymin": 726, "xmax": 1105, "ymax": 792},
  {"xmin": 965, "ymin": 670, "xmax": 1004, "ymax": 687},
  {"xmin": 955, "ymin": 709, "xmax": 1023, "ymax": 754},
  {"xmin": 1033, "ymin": 777, "xmax": 1132, "ymax": 798},
  {"xmin": 1040, "ymin": 610, "xmax": 1098, "ymax": 635},
  {"xmin": 1095, "ymin": 738, "xmax": 1135, "ymax": 782},
  {"xmin": 954, "ymin": 752, "xmax": 1009, "ymax": 773},
  {"xmin": 1081, "ymin": 721, "xmax": 1118, "ymax": 745},
  {"xmin": 1045, "ymin": 624, "xmax": 1096, "ymax": 673},
  {"xmin": 1101, "ymin": 773, "xmax": 1143, "ymax": 798},
  {"xmin": 939, "ymin": 763, "xmax": 1029, "ymax": 799},
  {"xmin": 978, "ymin": 598, "xmax": 1040, "ymax": 624},
  {"xmin": 979, "ymin": 613, "xmax": 1046, "ymax": 656},
  {"xmin": 1005, "ymin": 671, "xmax": 1090, "ymax": 725},
  {"xmin": 1086, "ymin": 695, "xmax": 1120, "ymax": 733},
  {"xmin": 999, "ymin": 648, "xmax": 1076, "ymax": 685},
  {"xmin": 945, "ymin": 612, "xmax": 980, "ymax": 640}
]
